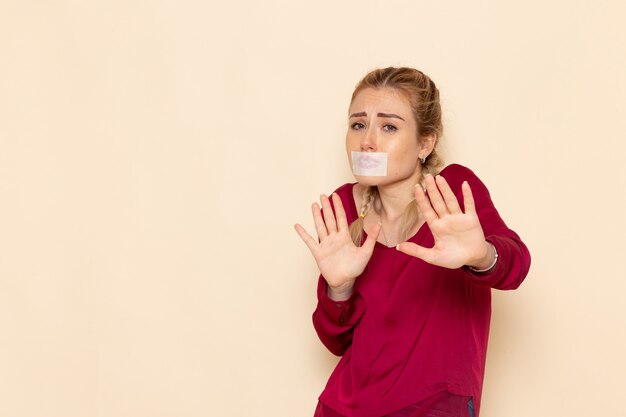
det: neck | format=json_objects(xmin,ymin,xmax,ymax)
[{"xmin": 375, "ymin": 171, "xmax": 422, "ymax": 220}]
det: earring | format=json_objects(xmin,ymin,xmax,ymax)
[{"xmin": 420, "ymin": 156, "xmax": 427, "ymax": 164}]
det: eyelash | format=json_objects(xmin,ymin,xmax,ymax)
[{"xmin": 350, "ymin": 122, "xmax": 398, "ymax": 132}]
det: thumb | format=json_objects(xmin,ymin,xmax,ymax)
[
  {"xmin": 361, "ymin": 222, "xmax": 382, "ymax": 255},
  {"xmin": 396, "ymin": 242, "xmax": 432, "ymax": 262}
]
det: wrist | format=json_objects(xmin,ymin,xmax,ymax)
[
  {"xmin": 467, "ymin": 241, "xmax": 498, "ymax": 273},
  {"xmin": 327, "ymin": 282, "xmax": 355, "ymax": 301}
]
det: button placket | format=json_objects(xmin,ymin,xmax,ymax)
[{"xmin": 336, "ymin": 302, "xmax": 345, "ymax": 324}]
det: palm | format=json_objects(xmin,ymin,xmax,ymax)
[
  {"xmin": 397, "ymin": 175, "xmax": 489, "ymax": 269},
  {"xmin": 294, "ymin": 193, "xmax": 380, "ymax": 290}
]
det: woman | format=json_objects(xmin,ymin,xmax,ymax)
[{"xmin": 294, "ymin": 67, "xmax": 531, "ymax": 417}]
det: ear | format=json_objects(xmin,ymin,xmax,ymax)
[{"xmin": 419, "ymin": 133, "xmax": 437, "ymax": 159}]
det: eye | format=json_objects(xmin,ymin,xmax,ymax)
[
  {"xmin": 351, "ymin": 122, "xmax": 365, "ymax": 130},
  {"xmin": 382, "ymin": 124, "xmax": 397, "ymax": 132}
]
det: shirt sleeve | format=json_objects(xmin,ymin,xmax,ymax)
[
  {"xmin": 312, "ymin": 276, "xmax": 365, "ymax": 356},
  {"xmin": 442, "ymin": 164, "xmax": 531, "ymax": 290},
  {"xmin": 310, "ymin": 182, "xmax": 365, "ymax": 356}
]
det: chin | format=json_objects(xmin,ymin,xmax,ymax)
[{"xmin": 354, "ymin": 175, "xmax": 388, "ymax": 187}]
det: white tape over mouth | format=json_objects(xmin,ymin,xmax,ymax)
[{"xmin": 351, "ymin": 151, "xmax": 388, "ymax": 176}]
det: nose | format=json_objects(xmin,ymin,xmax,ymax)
[{"xmin": 360, "ymin": 126, "xmax": 377, "ymax": 151}]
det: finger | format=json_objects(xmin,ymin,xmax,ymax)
[
  {"xmin": 462, "ymin": 181, "xmax": 476, "ymax": 215},
  {"xmin": 320, "ymin": 194, "xmax": 338, "ymax": 234},
  {"xmin": 396, "ymin": 242, "xmax": 436, "ymax": 264},
  {"xmin": 361, "ymin": 222, "xmax": 381, "ymax": 255},
  {"xmin": 332, "ymin": 193, "xmax": 349, "ymax": 232},
  {"xmin": 424, "ymin": 174, "xmax": 448, "ymax": 217},
  {"xmin": 414, "ymin": 183, "xmax": 438, "ymax": 224},
  {"xmin": 311, "ymin": 202, "xmax": 328, "ymax": 240},
  {"xmin": 435, "ymin": 175, "xmax": 461, "ymax": 214},
  {"xmin": 294, "ymin": 223, "xmax": 319, "ymax": 256}
]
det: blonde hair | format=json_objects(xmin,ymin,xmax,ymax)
[{"xmin": 349, "ymin": 67, "xmax": 444, "ymax": 246}]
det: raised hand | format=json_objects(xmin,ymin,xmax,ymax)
[
  {"xmin": 396, "ymin": 175, "xmax": 494, "ymax": 270},
  {"xmin": 294, "ymin": 193, "xmax": 381, "ymax": 300}
]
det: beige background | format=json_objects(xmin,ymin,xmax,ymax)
[{"xmin": 1, "ymin": 1, "xmax": 625, "ymax": 416}]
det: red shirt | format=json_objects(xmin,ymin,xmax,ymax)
[{"xmin": 313, "ymin": 164, "xmax": 531, "ymax": 417}]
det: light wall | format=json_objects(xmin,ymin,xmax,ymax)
[{"xmin": 1, "ymin": 1, "xmax": 625, "ymax": 416}]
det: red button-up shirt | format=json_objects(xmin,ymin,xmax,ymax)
[{"xmin": 313, "ymin": 164, "xmax": 531, "ymax": 417}]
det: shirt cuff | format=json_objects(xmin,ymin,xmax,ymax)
[{"xmin": 317, "ymin": 279, "xmax": 361, "ymax": 326}]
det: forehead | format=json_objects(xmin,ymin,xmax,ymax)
[{"xmin": 349, "ymin": 87, "xmax": 412, "ymax": 115}]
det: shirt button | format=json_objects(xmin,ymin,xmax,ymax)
[
  {"xmin": 339, "ymin": 316, "xmax": 345, "ymax": 324},
  {"xmin": 336, "ymin": 303, "xmax": 342, "ymax": 309}
]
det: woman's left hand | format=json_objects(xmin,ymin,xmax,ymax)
[{"xmin": 396, "ymin": 175, "xmax": 494, "ymax": 270}]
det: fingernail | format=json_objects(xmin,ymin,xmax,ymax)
[{"xmin": 395, "ymin": 244, "xmax": 400, "ymax": 250}]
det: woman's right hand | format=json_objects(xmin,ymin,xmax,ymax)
[{"xmin": 294, "ymin": 193, "xmax": 381, "ymax": 300}]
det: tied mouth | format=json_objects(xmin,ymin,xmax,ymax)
[
  {"xmin": 356, "ymin": 154, "xmax": 382, "ymax": 169},
  {"xmin": 352, "ymin": 151, "xmax": 388, "ymax": 176}
]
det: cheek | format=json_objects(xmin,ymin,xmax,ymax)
[
  {"xmin": 388, "ymin": 145, "xmax": 420, "ymax": 174},
  {"xmin": 345, "ymin": 136, "xmax": 358, "ymax": 166},
  {"xmin": 345, "ymin": 132, "xmax": 357, "ymax": 149}
]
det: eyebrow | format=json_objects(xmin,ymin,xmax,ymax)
[
  {"xmin": 349, "ymin": 112, "xmax": 405, "ymax": 121},
  {"xmin": 378, "ymin": 112, "xmax": 405, "ymax": 121}
]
